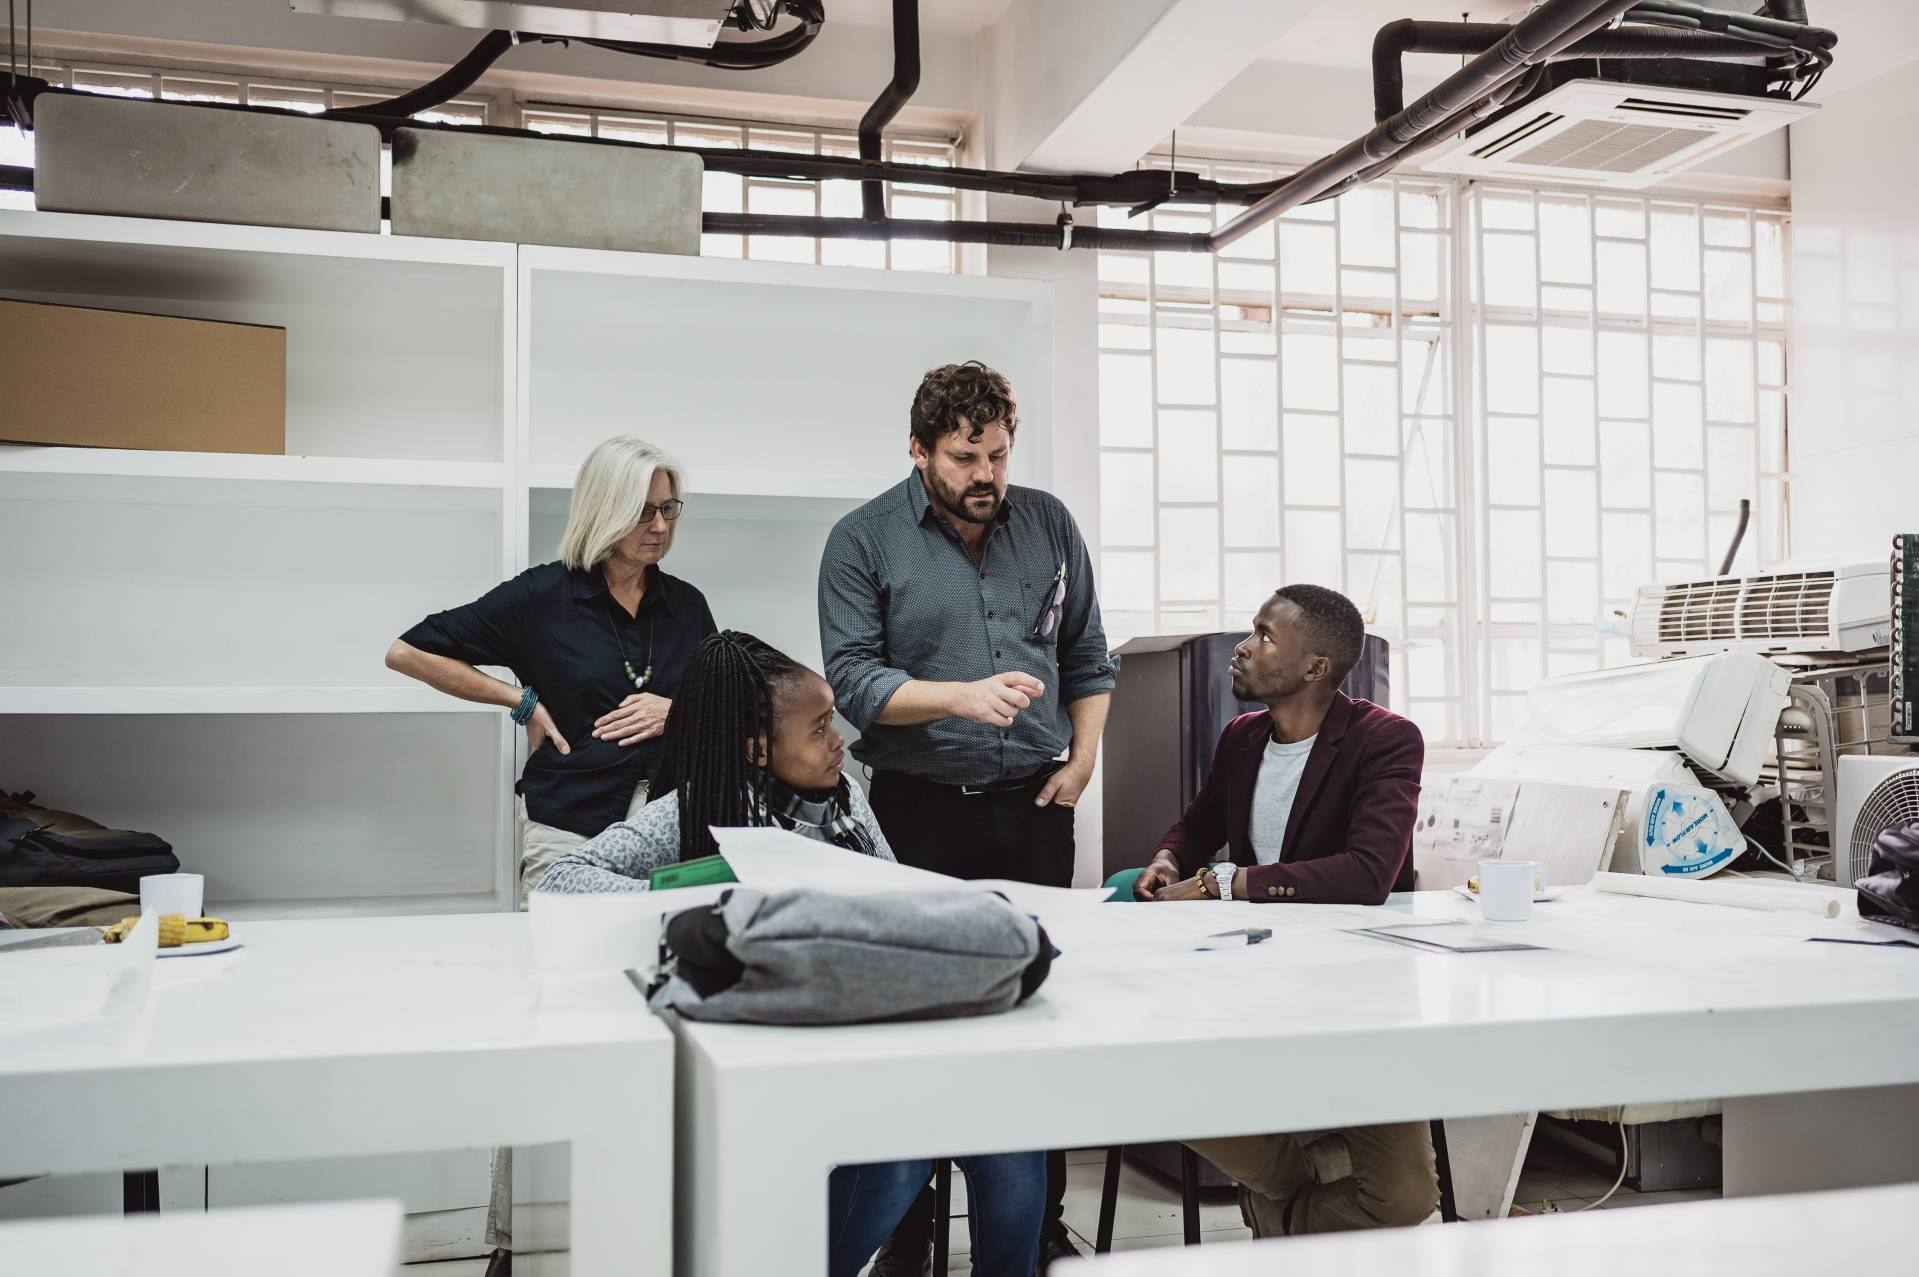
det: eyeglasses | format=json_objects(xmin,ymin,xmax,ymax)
[{"xmin": 639, "ymin": 499, "xmax": 686, "ymax": 524}]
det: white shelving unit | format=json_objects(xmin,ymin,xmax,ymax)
[{"xmin": 2, "ymin": 209, "xmax": 1056, "ymax": 918}]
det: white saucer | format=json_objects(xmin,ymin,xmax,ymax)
[{"xmin": 1453, "ymin": 884, "xmax": 1566, "ymax": 904}]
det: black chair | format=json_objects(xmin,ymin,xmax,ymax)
[{"xmin": 1093, "ymin": 1122, "xmax": 1458, "ymax": 1252}]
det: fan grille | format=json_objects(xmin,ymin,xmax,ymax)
[
  {"xmin": 1510, "ymin": 119, "xmax": 1714, "ymax": 174},
  {"xmin": 1849, "ymin": 767, "xmax": 1919, "ymax": 886}
]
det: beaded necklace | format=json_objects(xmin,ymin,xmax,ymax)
[{"xmin": 604, "ymin": 597, "xmax": 656, "ymax": 692}]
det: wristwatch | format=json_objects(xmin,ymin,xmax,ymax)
[{"xmin": 1210, "ymin": 863, "xmax": 1238, "ymax": 902}]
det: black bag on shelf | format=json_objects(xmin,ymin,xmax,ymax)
[{"xmin": 0, "ymin": 790, "xmax": 179, "ymax": 894}]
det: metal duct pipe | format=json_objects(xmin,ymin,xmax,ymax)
[
  {"xmin": 705, "ymin": 211, "xmax": 1212, "ymax": 252},
  {"xmin": 1208, "ymin": 0, "xmax": 1640, "ymax": 251},
  {"xmin": 1371, "ymin": 19, "xmax": 1789, "ymax": 122},
  {"xmin": 1769, "ymin": 1, "xmax": 1809, "ymax": 23},
  {"xmin": 859, "ymin": 0, "xmax": 921, "ymax": 220}
]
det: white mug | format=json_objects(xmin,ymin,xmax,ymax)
[
  {"xmin": 1477, "ymin": 860, "xmax": 1542, "ymax": 923},
  {"xmin": 140, "ymin": 872, "xmax": 204, "ymax": 919}
]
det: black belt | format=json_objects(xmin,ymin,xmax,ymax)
[{"xmin": 880, "ymin": 761, "xmax": 1064, "ymax": 798}]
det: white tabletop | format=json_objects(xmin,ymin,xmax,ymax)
[
  {"xmin": 680, "ymin": 886, "xmax": 1919, "ymax": 1096},
  {"xmin": 1053, "ymin": 1182, "xmax": 1919, "ymax": 1275},
  {"xmin": 0, "ymin": 1199, "xmax": 403, "ymax": 1277},
  {"xmin": 0, "ymin": 912, "xmax": 674, "ymax": 1277},
  {"xmin": 0, "ymin": 911, "xmax": 669, "ymax": 1075},
  {"xmin": 673, "ymin": 885, "xmax": 1919, "ymax": 1276}
]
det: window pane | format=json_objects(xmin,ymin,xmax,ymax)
[
  {"xmin": 1596, "ymin": 331, "xmax": 1649, "ymax": 418},
  {"xmin": 1282, "ymin": 414, "xmax": 1341, "ymax": 506},
  {"xmin": 1279, "ymin": 223, "xmax": 1336, "ymax": 296},
  {"xmin": 1157, "ymin": 410, "xmax": 1219, "ymax": 502},
  {"xmin": 1101, "ymin": 551, "xmax": 1154, "ymax": 612},
  {"xmin": 1542, "ymin": 378, "xmax": 1596, "ymax": 465},
  {"xmin": 1345, "ymin": 458, "xmax": 1402, "ymax": 552},
  {"xmin": 1221, "ymin": 358, "xmax": 1278, "ymax": 450},
  {"xmin": 1160, "ymin": 508, "xmax": 1220, "ymax": 599},
  {"xmin": 1223, "ymin": 458, "xmax": 1281, "ymax": 547},
  {"xmin": 1543, "ymin": 469, "xmax": 1598, "ymax": 557},
  {"xmin": 1653, "ymin": 382, "xmax": 1705, "ymax": 468},
  {"xmin": 1156, "ymin": 324, "xmax": 1217, "ymax": 406},
  {"xmin": 1100, "ymin": 453, "xmax": 1155, "ymax": 548},
  {"xmin": 1281, "ymin": 330, "xmax": 1338, "ymax": 410},
  {"xmin": 1483, "ymin": 326, "xmax": 1539, "ymax": 414},
  {"xmin": 1100, "ymin": 354, "xmax": 1154, "ymax": 449},
  {"xmin": 1486, "ymin": 416, "xmax": 1541, "ymax": 505},
  {"xmin": 1538, "ymin": 198, "xmax": 1593, "ymax": 284},
  {"xmin": 1284, "ymin": 510, "xmax": 1342, "ymax": 587},
  {"xmin": 1343, "ymin": 363, "xmax": 1399, "ymax": 456},
  {"xmin": 1483, "ymin": 232, "xmax": 1537, "ymax": 309}
]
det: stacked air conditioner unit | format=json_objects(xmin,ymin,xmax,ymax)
[{"xmin": 1629, "ymin": 560, "xmax": 1892, "ymax": 663}]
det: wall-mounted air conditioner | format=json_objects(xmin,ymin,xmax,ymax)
[
  {"xmin": 1835, "ymin": 755, "xmax": 1919, "ymax": 888},
  {"xmin": 1629, "ymin": 561, "xmax": 1892, "ymax": 662},
  {"xmin": 1424, "ymin": 80, "xmax": 1815, "ymax": 190}
]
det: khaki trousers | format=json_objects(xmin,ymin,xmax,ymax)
[
  {"xmin": 1185, "ymin": 1122, "xmax": 1438, "ymax": 1237},
  {"xmin": 512, "ymin": 782, "xmax": 649, "ymax": 908},
  {"xmin": 490, "ymin": 782, "xmax": 649, "ymax": 1248}
]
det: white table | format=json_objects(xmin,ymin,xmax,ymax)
[
  {"xmin": 0, "ymin": 1198, "xmax": 404, "ymax": 1276},
  {"xmin": 672, "ymin": 888, "xmax": 1919, "ymax": 1276},
  {"xmin": 1052, "ymin": 1182, "xmax": 1919, "ymax": 1275},
  {"xmin": 0, "ymin": 913, "xmax": 672, "ymax": 1276}
]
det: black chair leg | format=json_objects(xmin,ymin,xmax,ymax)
[
  {"xmin": 1179, "ymin": 1146, "xmax": 1201, "ymax": 1246},
  {"xmin": 1431, "ymin": 1119, "xmax": 1459, "ymax": 1223},
  {"xmin": 123, "ymin": 1170, "xmax": 160, "ymax": 1214},
  {"xmin": 1095, "ymin": 1147, "xmax": 1123, "ymax": 1254},
  {"xmin": 931, "ymin": 1158, "xmax": 952, "ymax": 1273}
]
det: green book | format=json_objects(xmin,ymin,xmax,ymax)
[{"xmin": 648, "ymin": 854, "xmax": 738, "ymax": 891}]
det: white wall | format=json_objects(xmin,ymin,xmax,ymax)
[{"xmin": 1788, "ymin": 59, "xmax": 1919, "ymax": 561}]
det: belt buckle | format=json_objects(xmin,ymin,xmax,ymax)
[{"xmin": 959, "ymin": 782, "xmax": 986, "ymax": 797}]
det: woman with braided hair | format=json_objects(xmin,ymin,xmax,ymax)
[
  {"xmin": 536, "ymin": 630, "xmax": 894, "ymax": 889},
  {"xmin": 537, "ymin": 631, "xmax": 1046, "ymax": 1277}
]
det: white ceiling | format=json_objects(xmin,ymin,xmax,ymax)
[
  {"xmin": 824, "ymin": 0, "xmax": 1017, "ymax": 34},
  {"xmin": 1259, "ymin": 2, "xmax": 1540, "ymax": 71}
]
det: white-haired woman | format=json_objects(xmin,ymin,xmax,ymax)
[{"xmin": 388, "ymin": 437, "xmax": 716, "ymax": 905}]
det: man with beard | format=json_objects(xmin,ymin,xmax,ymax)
[
  {"xmin": 1114, "ymin": 583, "xmax": 1436, "ymax": 1240},
  {"xmin": 818, "ymin": 359, "xmax": 1116, "ymax": 1272}
]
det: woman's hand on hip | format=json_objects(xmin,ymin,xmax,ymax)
[
  {"xmin": 594, "ymin": 693, "xmax": 671, "ymax": 746},
  {"xmin": 526, "ymin": 702, "xmax": 570, "ymax": 756}
]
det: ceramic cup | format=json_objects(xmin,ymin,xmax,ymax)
[
  {"xmin": 140, "ymin": 872, "xmax": 204, "ymax": 919},
  {"xmin": 1477, "ymin": 860, "xmax": 1542, "ymax": 923}
]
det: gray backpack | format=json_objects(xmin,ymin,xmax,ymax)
[{"xmin": 647, "ymin": 887, "xmax": 1054, "ymax": 1025}]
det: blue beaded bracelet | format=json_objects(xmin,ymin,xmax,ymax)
[{"xmin": 510, "ymin": 685, "xmax": 538, "ymax": 726}]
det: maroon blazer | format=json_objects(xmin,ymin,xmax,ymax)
[{"xmin": 1157, "ymin": 692, "xmax": 1424, "ymax": 905}]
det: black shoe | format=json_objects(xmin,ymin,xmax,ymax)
[
  {"xmin": 1037, "ymin": 1219, "xmax": 1082, "ymax": 1272},
  {"xmin": 868, "ymin": 1235, "xmax": 932, "ymax": 1277}
]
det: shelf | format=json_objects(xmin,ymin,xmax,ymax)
[
  {"xmin": 0, "ymin": 687, "xmax": 503, "ymax": 715},
  {"xmin": 0, "ymin": 446, "xmax": 506, "ymax": 490},
  {"xmin": 0, "ymin": 208, "xmax": 516, "ymax": 268}
]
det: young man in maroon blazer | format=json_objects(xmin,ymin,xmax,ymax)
[{"xmin": 1112, "ymin": 583, "xmax": 1436, "ymax": 1237}]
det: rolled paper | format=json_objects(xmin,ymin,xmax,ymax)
[{"xmin": 1591, "ymin": 871, "xmax": 1842, "ymax": 918}]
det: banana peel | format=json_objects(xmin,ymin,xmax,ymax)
[{"xmin": 102, "ymin": 914, "xmax": 230, "ymax": 948}]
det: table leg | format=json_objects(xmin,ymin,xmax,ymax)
[{"xmin": 123, "ymin": 1171, "xmax": 160, "ymax": 1214}]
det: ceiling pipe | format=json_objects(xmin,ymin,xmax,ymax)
[
  {"xmin": 1206, "ymin": 0, "xmax": 1642, "ymax": 252},
  {"xmin": 858, "ymin": 0, "xmax": 921, "ymax": 221}
]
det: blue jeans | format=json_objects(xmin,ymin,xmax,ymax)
[{"xmin": 828, "ymin": 1151, "xmax": 1044, "ymax": 1277}]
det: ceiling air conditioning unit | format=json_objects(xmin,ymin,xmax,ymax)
[
  {"xmin": 1629, "ymin": 561, "xmax": 1893, "ymax": 662},
  {"xmin": 1835, "ymin": 755, "xmax": 1919, "ymax": 888},
  {"xmin": 1424, "ymin": 80, "xmax": 1814, "ymax": 189},
  {"xmin": 289, "ymin": 1, "xmax": 736, "ymax": 44}
]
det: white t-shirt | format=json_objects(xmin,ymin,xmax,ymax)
[{"xmin": 1248, "ymin": 733, "xmax": 1317, "ymax": 865}]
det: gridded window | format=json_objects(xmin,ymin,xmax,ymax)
[
  {"xmin": 1096, "ymin": 163, "xmax": 1467, "ymax": 743},
  {"xmin": 523, "ymin": 107, "xmax": 959, "ymax": 273},
  {"xmin": 1470, "ymin": 187, "xmax": 1790, "ymax": 739}
]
